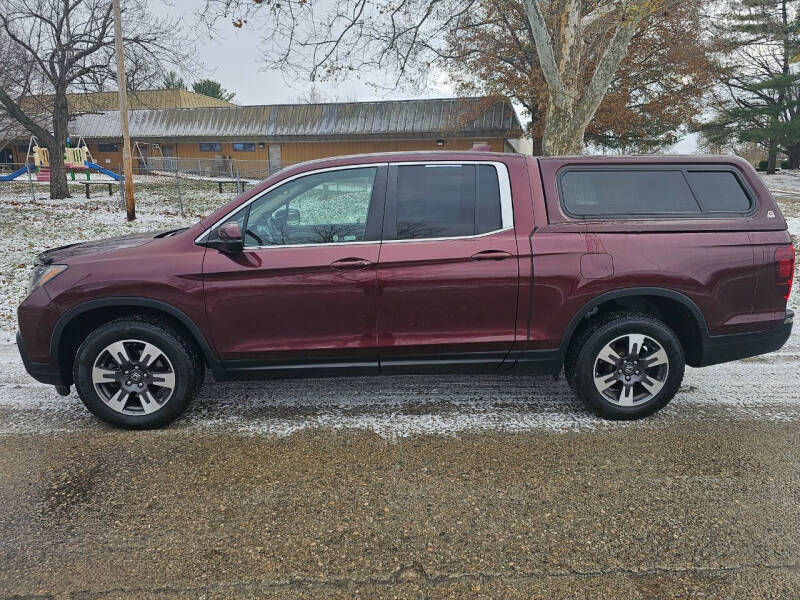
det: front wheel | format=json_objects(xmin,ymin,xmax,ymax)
[
  {"xmin": 73, "ymin": 317, "xmax": 203, "ymax": 429},
  {"xmin": 568, "ymin": 312, "xmax": 685, "ymax": 419}
]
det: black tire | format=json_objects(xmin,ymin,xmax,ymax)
[
  {"xmin": 73, "ymin": 316, "xmax": 203, "ymax": 429},
  {"xmin": 567, "ymin": 311, "xmax": 685, "ymax": 420}
]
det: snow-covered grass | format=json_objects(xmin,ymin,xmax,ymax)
[
  {"xmin": 761, "ymin": 171, "xmax": 800, "ymax": 218},
  {"xmin": 0, "ymin": 176, "xmax": 235, "ymax": 335}
]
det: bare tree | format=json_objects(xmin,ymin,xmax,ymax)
[
  {"xmin": 201, "ymin": 0, "xmax": 671, "ymax": 154},
  {"xmin": 0, "ymin": 0, "xmax": 191, "ymax": 199}
]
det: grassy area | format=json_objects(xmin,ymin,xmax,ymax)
[
  {"xmin": 0, "ymin": 176, "xmax": 235, "ymax": 219},
  {"xmin": 0, "ymin": 176, "xmax": 236, "ymax": 336},
  {"xmin": 772, "ymin": 194, "xmax": 800, "ymax": 218}
]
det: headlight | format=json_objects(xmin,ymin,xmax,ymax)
[{"xmin": 27, "ymin": 264, "xmax": 67, "ymax": 294}]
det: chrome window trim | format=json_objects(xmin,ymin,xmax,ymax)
[
  {"xmin": 195, "ymin": 159, "xmax": 514, "ymax": 248},
  {"xmin": 194, "ymin": 162, "xmax": 387, "ymax": 245},
  {"xmin": 379, "ymin": 225, "xmax": 513, "ymax": 244}
]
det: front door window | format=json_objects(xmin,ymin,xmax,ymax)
[{"xmin": 243, "ymin": 167, "xmax": 377, "ymax": 247}]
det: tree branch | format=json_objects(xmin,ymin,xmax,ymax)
[
  {"xmin": 522, "ymin": 0, "xmax": 566, "ymax": 105},
  {"xmin": 0, "ymin": 87, "xmax": 56, "ymax": 146},
  {"xmin": 582, "ymin": 1, "xmax": 620, "ymax": 29},
  {"xmin": 574, "ymin": 12, "xmax": 641, "ymax": 129}
]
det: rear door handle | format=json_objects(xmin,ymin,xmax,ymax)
[
  {"xmin": 471, "ymin": 250, "xmax": 512, "ymax": 261},
  {"xmin": 330, "ymin": 257, "xmax": 373, "ymax": 269}
]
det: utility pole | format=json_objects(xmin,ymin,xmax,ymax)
[{"xmin": 112, "ymin": 0, "xmax": 135, "ymax": 220}]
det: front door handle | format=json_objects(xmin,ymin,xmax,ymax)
[
  {"xmin": 471, "ymin": 250, "xmax": 512, "ymax": 261},
  {"xmin": 330, "ymin": 257, "xmax": 373, "ymax": 270}
]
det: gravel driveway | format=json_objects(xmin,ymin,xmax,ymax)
[{"xmin": 1, "ymin": 324, "xmax": 798, "ymax": 598}]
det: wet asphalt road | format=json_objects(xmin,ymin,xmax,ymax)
[{"xmin": 1, "ymin": 332, "xmax": 799, "ymax": 599}]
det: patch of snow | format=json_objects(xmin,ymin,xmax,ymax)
[{"xmin": 762, "ymin": 171, "xmax": 800, "ymax": 194}]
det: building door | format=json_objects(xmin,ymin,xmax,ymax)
[
  {"xmin": 161, "ymin": 145, "xmax": 175, "ymax": 171},
  {"xmin": 0, "ymin": 148, "xmax": 12, "ymax": 165},
  {"xmin": 268, "ymin": 144, "xmax": 281, "ymax": 175}
]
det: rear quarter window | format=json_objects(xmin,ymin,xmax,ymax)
[
  {"xmin": 684, "ymin": 171, "xmax": 752, "ymax": 212},
  {"xmin": 559, "ymin": 167, "xmax": 754, "ymax": 218}
]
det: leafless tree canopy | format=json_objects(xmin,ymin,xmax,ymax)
[
  {"xmin": 0, "ymin": 0, "xmax": 193, "ymax": 197},
  {"xmin": 200, "ymin": 0, "xmax": 679, "ymax": 154},
  {"xmin": 201, "ymin": 0, "xmax": 479, "ymax": 88}
]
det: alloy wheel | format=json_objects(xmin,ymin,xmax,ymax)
[
  {"xmin": 592, "ymin": 333, "xmax": 670, "ymax": 406},
  {"xmin": 91, "ymin": 339, "xmax": 175, "ymax": 415}
]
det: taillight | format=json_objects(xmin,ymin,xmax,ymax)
[{"xmin": 775, "ymin": 244, "xmax": 796, "ymax": 300}]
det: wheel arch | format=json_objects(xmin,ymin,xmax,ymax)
[
  {"xmin": 51, "ymin": 297, "xmax": 225, "ymax": 384},
  {"xmin": 561, "ymin": 287, "xmax": 709, "ymax": 366}
]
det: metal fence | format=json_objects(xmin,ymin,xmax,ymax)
[
  {"xmin": 139, "ymin": 156, "xmax": 299, "ymax": 181},
  {"xmin": 1, "ymin": 158, "xmax": 323, "ymax": 218},
  {"xmin": 4, "ymin": 156, "xmax": 305, "ymax": 182}
]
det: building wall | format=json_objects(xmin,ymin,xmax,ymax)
[
  {"xmin": 80, "ymin": 137, "xmax": 507, "ymax": 173},
  {"xmin": 277, "ymin": 138, "xmax": 504, "ymax": 163}
]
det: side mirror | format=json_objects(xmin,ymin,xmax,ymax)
[{"xmin": 210, "ymin": 221, "xmax": 243, "ymax": 253}]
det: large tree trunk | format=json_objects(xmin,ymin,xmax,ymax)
[
  {"xmin": 542, "ymin": 103, "xmax": 586, "ymax": 155},
  {"xmin": 530, "ymin": 135, "xmax": 544, "ymax": 155},
  {"xmin": 46, "ymin": 140, "xmax": 70, "ymax": 199},
  {"xmin": 787, "ymin": 142, "xmax": 800, "ymax": 170},
  {"xmin": 49, "ymin": 88, "xmax": 70, "ymax": 199},
  {"xmin": 767, "ymin": 139, "xmax": 778, "ymax": 175},
  {"xmin": 525, "ymin": 0, "xmax": 644, "ymax": 156}
]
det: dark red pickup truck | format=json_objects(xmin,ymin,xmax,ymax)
[{"xmin": 17, "ymin": 151, "xmax": 795, "ymax": 428}]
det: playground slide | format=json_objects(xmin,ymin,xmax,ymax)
[
  {"xmin": 0, "ymin": 164, "xmax": 33, "ymax": 181},
  {"xmin": 84, "ymin": 162, "xmax": 123, "ymax": 181}
]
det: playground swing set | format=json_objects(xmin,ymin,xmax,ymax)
[{"xmin": 0, "ymin": 136, "xmax": 123, "ymax": 183}]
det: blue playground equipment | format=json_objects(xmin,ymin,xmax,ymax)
[
  {"xmin": 84, "ymin": 161, "xmax": 123, "ymax": 181},
  {"xmin": 0, "ymin": 164, "xmax": 34, "ymax": 181},
  {"xmin": 1, "ymin": 135, "xmax": 123, "ymax": 183}
]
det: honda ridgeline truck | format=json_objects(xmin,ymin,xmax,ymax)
[{"xmin": 17, "ymin": 152, "xmax": 795, "ymax": 428}]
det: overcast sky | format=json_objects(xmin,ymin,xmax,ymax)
[
  {"xmin": 161, "ymin": 0, "xmax": 455, "ymax": 106},
  {"xmin": 160, "ymin": 0, "xmax": 697, "ymax": 153}
]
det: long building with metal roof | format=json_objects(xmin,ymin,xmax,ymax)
[{"xmin": 5, "ymin": 96, "xmax": 523, "ymax": 176}]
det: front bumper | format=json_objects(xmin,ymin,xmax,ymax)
[
  {"xmin": 16, "ymin": 331, "xmax": 66, "ymax": 386},
  {"xmin": 697, "ymin": 310, "xmax": 794, "ymax": 367}
]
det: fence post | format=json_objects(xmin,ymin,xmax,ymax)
[
  {"xmin": 174, "ymin": 163, "xmax": 184, "ymax": 216},
  {"xmin": 26, "ymin": 163, "xmax": 35, "ymax": 202},
  {"xmin": 236, "ymin": 170, "xmax": 242, "ymax": 195},
  {"xmin": 118, "ymin": 163, "xmax": 125, "ymax": 210}
]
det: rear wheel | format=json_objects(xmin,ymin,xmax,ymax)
[
  {"xmin": 567, "ymin": 312, "xmax": 685, "ymax": 419},
  {"xmin": 73, "ymin": 317, "xmax": 203, "ymax": 429}
]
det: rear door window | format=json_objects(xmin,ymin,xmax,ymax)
[
  {"xmin": 684, "ymin": 171, "xmax": 752, "ymax": 212},
  {"xmin": 389, "ymin": 164, "xmax": 504, "ymax": 240},
  {"xmin": 560, "ymin": 170, "xmax": 701, "ymax": 216}
]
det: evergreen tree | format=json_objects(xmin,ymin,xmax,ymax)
[
  {"xmin": 191, "ymin": 79, "xmax": 235, "ymax": 102},
  {"xmin": 163, "ymin": 71, "xmax": 187, "ymax": 90},
  {"xmin": 702, "ymin": 0, "xmax": 800, "ymax": 172}
]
